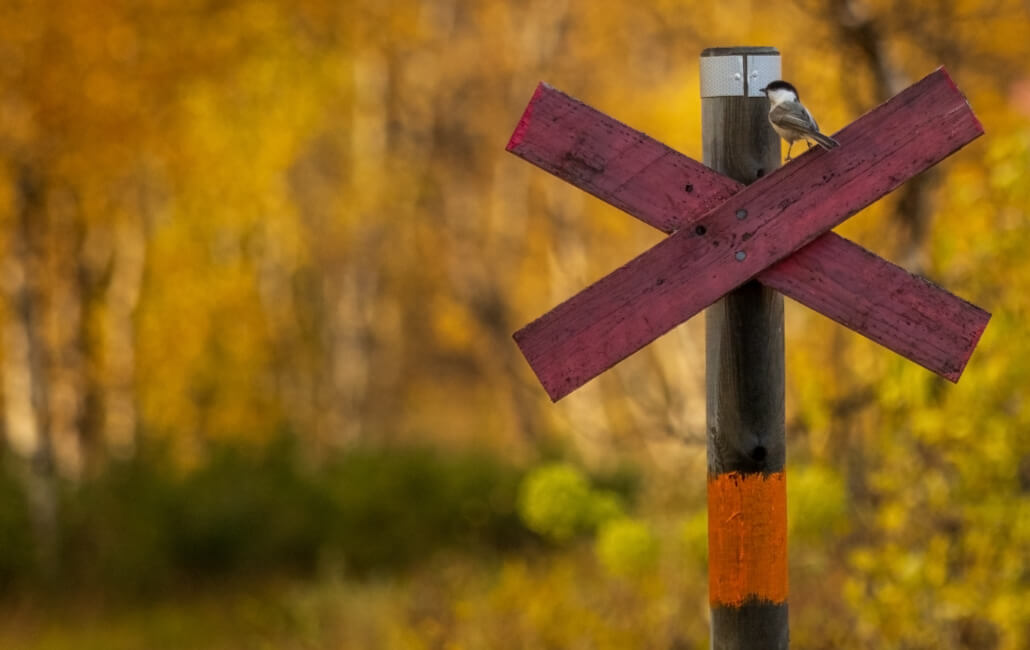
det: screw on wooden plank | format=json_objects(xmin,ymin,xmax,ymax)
[
  {"xmin": 702, "ymin": 46, "xmax": 787, "ymax": 649},
  {"xmin": 505, "ymin": 52, "xmax": 991, "ymax": 647}
]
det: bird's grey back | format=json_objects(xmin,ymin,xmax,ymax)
[{"xmin": 770, "ymin": 101, "xmax": 819, "ymax": 133}]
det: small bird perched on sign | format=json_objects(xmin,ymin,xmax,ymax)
[{"xmin": 761, "ymin": 80, "xmax": 839, "ymax": 161}]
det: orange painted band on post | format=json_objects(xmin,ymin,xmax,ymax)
[{"xmin": 707, "ymin": 471, "xmax": 788, "ymax": 607}]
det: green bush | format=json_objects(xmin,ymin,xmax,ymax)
[
  {"xmin": 0, "ymin": 444, "xmax": 647, "ymax": 598},
  {"xmin": 787, "ymin": 463, "xmax": 850, "ymax": 543},
  {"xmin": 0, "ymin": 463, "xmax": 35, "ymax": 588},
  {"xmin": 320, "ymin": 446, "xmax": 527, "ymax": 573},
  {"xmin": 517, "ymin": 462, "xmax": 625, "ymax": 542},
  {"xmin": 678, "ymin": 509, "xmax": 708, "ymax": 568},
  {"xmin": 0, "ymin": 438, "xmax": 531, "ymax": 597},
  {"xmin": 595, "ymin": 517, "xmax": 659, "ymax": 577}
]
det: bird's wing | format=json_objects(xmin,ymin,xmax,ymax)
[{"xmin": 770, "ymin": 102, "xmax": 819, "ymax": 133}]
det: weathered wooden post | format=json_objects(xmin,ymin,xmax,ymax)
[{"xmin": 701, "ymin": 47, "xmax": 788, "ymax": 649}]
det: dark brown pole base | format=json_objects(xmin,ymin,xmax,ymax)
[{"xmin": 711, "ymin": 601, "xmax": 789, "ymax": 650}]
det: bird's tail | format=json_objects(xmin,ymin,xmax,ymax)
[{"xmin": 810, "ymin": 132, "xmax": 840, "ymax": 150}]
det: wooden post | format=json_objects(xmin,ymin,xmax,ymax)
[{"xmin": 702, "ymin": 47, "xmax": 789, "ymax": 649}]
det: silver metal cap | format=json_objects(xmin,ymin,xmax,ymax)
[{"xmin": 700, "ymin": 48, "xmax": 781, "ymax": 98}]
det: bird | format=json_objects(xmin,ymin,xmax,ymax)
[{"xmin": 760, "ymin": 80, "xmax": 839, "ymax": 161}]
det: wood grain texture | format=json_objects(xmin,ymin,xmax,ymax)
[
  {"xmin": 760, "ymin": 232, "xmax": 990, "ymax": 381},
  {"xmin": 702, "ymin": 90, "xmax": 786, "ymax": 477},
  {"xmin": 506, "ymin": 81, "xmax": 741, "ymax": 234},
  {"xmin": 706, "ymin": 279, "xmax": 786, "ymax": 474},
  {"xmin": 510, "ymin": 68, "xmax": 985, "ymax": 400}
]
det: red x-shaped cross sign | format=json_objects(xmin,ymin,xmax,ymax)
[{"xmin": 509, "ymin": 68, "xmax": 991, "ymax": 401}]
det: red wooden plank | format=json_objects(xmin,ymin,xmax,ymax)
[
  {"xmin": 507, "ymin": 83, "xmax": 741, "ymax": 234},
  {"xmin": 513, "ymin": 68, "xmax": 983, "ymax": 401},
  {"xmin": 761, "ymin": 233, "xmax": 990, "ymax": 381}
]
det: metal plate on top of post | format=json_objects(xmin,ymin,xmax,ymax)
[
  {"xmin": 700, "ymin": 47, "xmax": 780, "ymax": 98},
  {"xmin": 747, "ymin": 54, "xmax": 781, "ymax": 97}
]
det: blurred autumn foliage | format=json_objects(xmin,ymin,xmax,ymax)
[{"xmin": 0, "ymin": 0, "xmax": 1029, "ymax": 648}]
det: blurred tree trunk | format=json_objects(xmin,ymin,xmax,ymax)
[
  {"xmin": 274, "ymin": 49, "xmax": 387, "ymax": 451},
  {"xmin": 45, "ymin": 187, "xmax": 88, "ymax": 481},
  {"xmin": 2, "ymin": 163, "xmax": 58, "ymax": 576},
  {"xmin": 829, "ymin": 0, "xmax": 941, "ymax": 272},
  {"xmin": 100, "ymin": 193, "xmax": 148, "ymax": 459}
]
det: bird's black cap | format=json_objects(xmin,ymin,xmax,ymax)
[{"xmin": 760, "ymin": 80, "xmax": 798, "ymax": 97}]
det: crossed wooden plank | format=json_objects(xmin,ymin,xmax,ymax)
[{"xmin": 508, "ymin": 69, "xmax": 990, "ymax": 401}]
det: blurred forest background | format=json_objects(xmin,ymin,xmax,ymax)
[{"xmin": 0, "ymin": 0, "xmax": 1028, "ymax": 648}]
